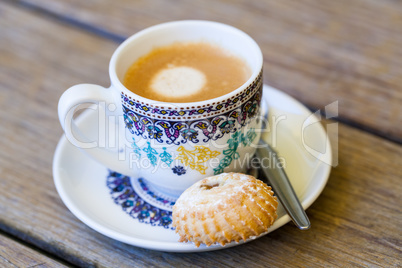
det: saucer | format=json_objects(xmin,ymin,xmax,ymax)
[
  {"xmin": 53, "ymin": 85, "xmax": 332, "ymax": 252},
  {"xmin": 130, "ymin": 177, "xmax": 176, "ymax": 211}
]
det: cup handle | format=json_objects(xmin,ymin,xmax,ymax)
[{"xmin": 58, "ymin": 84, "xmax": 132, "ymax": 175}]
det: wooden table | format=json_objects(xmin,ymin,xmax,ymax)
[{"xmin": 1, "ymin": 0, "xmax": 401, "ymax": 267}]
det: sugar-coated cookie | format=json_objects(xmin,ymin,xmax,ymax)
[{"xmin": 172, "ymin": 173, "xmax": 278, "ymax": 247}]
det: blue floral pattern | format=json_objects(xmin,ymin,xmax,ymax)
[
  {"xmin": 159, "ymin": 147, "xmax": 173, "ymax": 166},
  {"xmin": 131, "ymin": 138, "xmax": 141, "ymax": 158},
  {"xmin": 137, "ymin": 178, "xmax": 176, "ymax": 207},
  {"xmin": 107, "ymin": 171, "xmax": 174, "ymax": 229},
  {"xmin": 143, "ymin": 142, "xmax": 158, "ymax": 166},
  {"xmin": 122, "ymin": 73, "xmax": 262, "ymax": 145},
  {"xmin": 172, "ymin": 166, "xmax": 186, "ymax": 176}
]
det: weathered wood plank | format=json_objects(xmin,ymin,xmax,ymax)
[
  {"xmin": 15, "ymin": 0, "xmax": 402, "ymax": 142},
  {"xmin": 0, "ymin": 233, "xmax": 68, "ymax": 268},
  {"xmin": 0, "ymin": 2, "xmax": 401, "ymax": 267}
]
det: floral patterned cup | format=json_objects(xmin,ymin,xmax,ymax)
[{"xmin": 58, "ymin": 20, "xmax": 263, "ymax": 197}]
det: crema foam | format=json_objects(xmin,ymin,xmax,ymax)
[{"xmin": 123, "ymin": 42, "xmax": 251, "ymax": 103}]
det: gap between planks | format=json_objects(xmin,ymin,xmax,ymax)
[{"xmin": 0, "ymin": 229, "xmax": 74, "ymax": 267}]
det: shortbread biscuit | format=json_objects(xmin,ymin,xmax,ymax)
[{"xmin": 172, "ymin": 173, "xmax": 278, "ymax": 247}]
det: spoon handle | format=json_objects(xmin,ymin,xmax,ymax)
[{"xmin": 256, "ymin": 140, "xmax": 311, "ymax": 230}]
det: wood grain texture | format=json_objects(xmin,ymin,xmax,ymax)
[
  {"xmin": 15, "ymin": 0, "xmax": 402, "ymax": 142},
  {"xmin": 0, "ymin": 233, "xmax": 68, "ymax": 268},
  {"xmin": 0, "ymin": 1, "xmax": 401, "ymax": 268}
]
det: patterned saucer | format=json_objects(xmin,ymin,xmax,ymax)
[
  {"xmin": 107, "ymin": 171, "xmax": 175, "ymax": 229},
  {"xmin": 129, "ymin": 177, "xmax": 176, "ymax": 211},
  {"xmin": 53, "ymin": 85, "xmax": 332, "ymax": 252}
]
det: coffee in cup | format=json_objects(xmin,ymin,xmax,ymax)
[{"xmin": 123, "ymin": 42, "xmax": 251, "ymax": 102}]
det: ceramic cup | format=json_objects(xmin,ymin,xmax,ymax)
[{"xmin": 58, "ymin": 20, "xmax": 263, "ymax": 198}]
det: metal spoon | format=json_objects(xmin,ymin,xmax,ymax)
[{"xmin": 253, "ymin": 103, "xmax": 311, "ymax": 230}]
